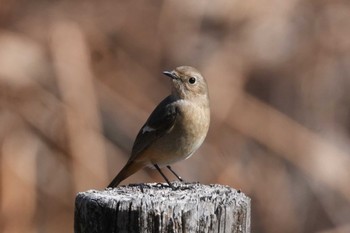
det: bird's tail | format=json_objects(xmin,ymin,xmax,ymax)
[{"xmin": 107, "ymin": 161, "xmax": 144, "ymax": 188}]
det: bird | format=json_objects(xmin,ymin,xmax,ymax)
[{"xmin": 107, "ymin": 66, "xmax": 210, "ymax": 188}]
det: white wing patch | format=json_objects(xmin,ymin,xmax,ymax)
[{"xmin": 142, "ymin": 125, "xmax": 156, "ymax": 134}]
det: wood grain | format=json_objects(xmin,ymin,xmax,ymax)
[{"xmin": 75, "ymin": 182, "xmax": 251, "ymax": 233}]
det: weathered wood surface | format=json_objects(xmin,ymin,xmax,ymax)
[{"xmin": 74, "ymin": 182, "xmax": 251, "ymax": 233}]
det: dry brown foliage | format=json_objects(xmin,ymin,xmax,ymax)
[{"xmin": 1, "ymin": 1, "xmax": 350, "ymax": 232}]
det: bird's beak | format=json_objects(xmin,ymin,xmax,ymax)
[{"xmin": 163, "ymin": 71, "xmax": 179, "ymax": 80}]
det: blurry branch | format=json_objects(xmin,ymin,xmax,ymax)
[
  {"xmin": 0, "ymin": 30, "xmax": 73, "ymax": 207},
  {"xmin": 229, "ymin": 92, "xmax": 350, "ymax": 203},
  {"xmin": 318, "ymin": 224, "xmax": 350, "ymax": 233},
  {"xmin": 50, "ymin": 21, "xmax": 108, "ymax": 191},
  {"xmin": 0, "ymin": 31, "xmax": 67, "ymax": 155},
  {"xmin": 1, "ymin": 127, "xmax": 38, "ymax": 233},
  {"xmin": 4, "ymin": 85, "xmax": 68, "ymax": 155},
  {"xmin": 96, "ymin": 81, "xmax": 147, "ymax": 152}
]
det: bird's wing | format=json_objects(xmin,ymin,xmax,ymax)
[{"xmin": 129, "ymin": 95, "xmax": 178, "ymax": 161}]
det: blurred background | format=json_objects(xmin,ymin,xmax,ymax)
[{"xmin": 1, "ymin": 0, "xmax": 350, "ymax": 232}]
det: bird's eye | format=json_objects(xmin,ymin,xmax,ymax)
[{"xmin": 188, "ymin": 77, "xmax": 196, "ymax": 84}]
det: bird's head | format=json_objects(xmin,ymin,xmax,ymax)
[{"xmin": 163, "ymin": 66, "xmax": 208, "ymax": 101}]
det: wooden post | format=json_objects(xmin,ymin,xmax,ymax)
[{"xmin": 74, "ymin": 182, "xmax": 251, "ymax": 233}]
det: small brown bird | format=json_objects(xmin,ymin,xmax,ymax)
[{"xmin": 108, "ymin": 66, "xmax": 210, "ymax": 188}]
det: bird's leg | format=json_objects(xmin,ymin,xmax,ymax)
[
  {"xmin": 166, "ymin": 165, "xmax": 183, "ymax": 182},
  {"xmin": 154, "ymin": 164, "xmax": 174, "ymax": 189}
]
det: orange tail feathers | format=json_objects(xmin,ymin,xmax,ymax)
[{"xmin": 107, "ymin": 161, "xmax": 144, "ymax": 188}]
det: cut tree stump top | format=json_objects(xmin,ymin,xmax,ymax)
[{"xmin": 75, "ymin": 182, "xmax": 251, "ymax": 233}]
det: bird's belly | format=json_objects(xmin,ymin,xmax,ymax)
[{"xmin": 149, "ymin": 136, "xmax": 205, "ymax": 166}]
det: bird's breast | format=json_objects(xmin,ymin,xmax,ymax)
[
  {"xmin": 176, "ymin": 101, "xmax": 210, "ymax": 143},
  {"xmin": 159, "ymin": 100, "xmax": 209, "ymax": 163},
  {"xmin": 142, "ymin": 99, "xmax": 210, "ymax": 166}
]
